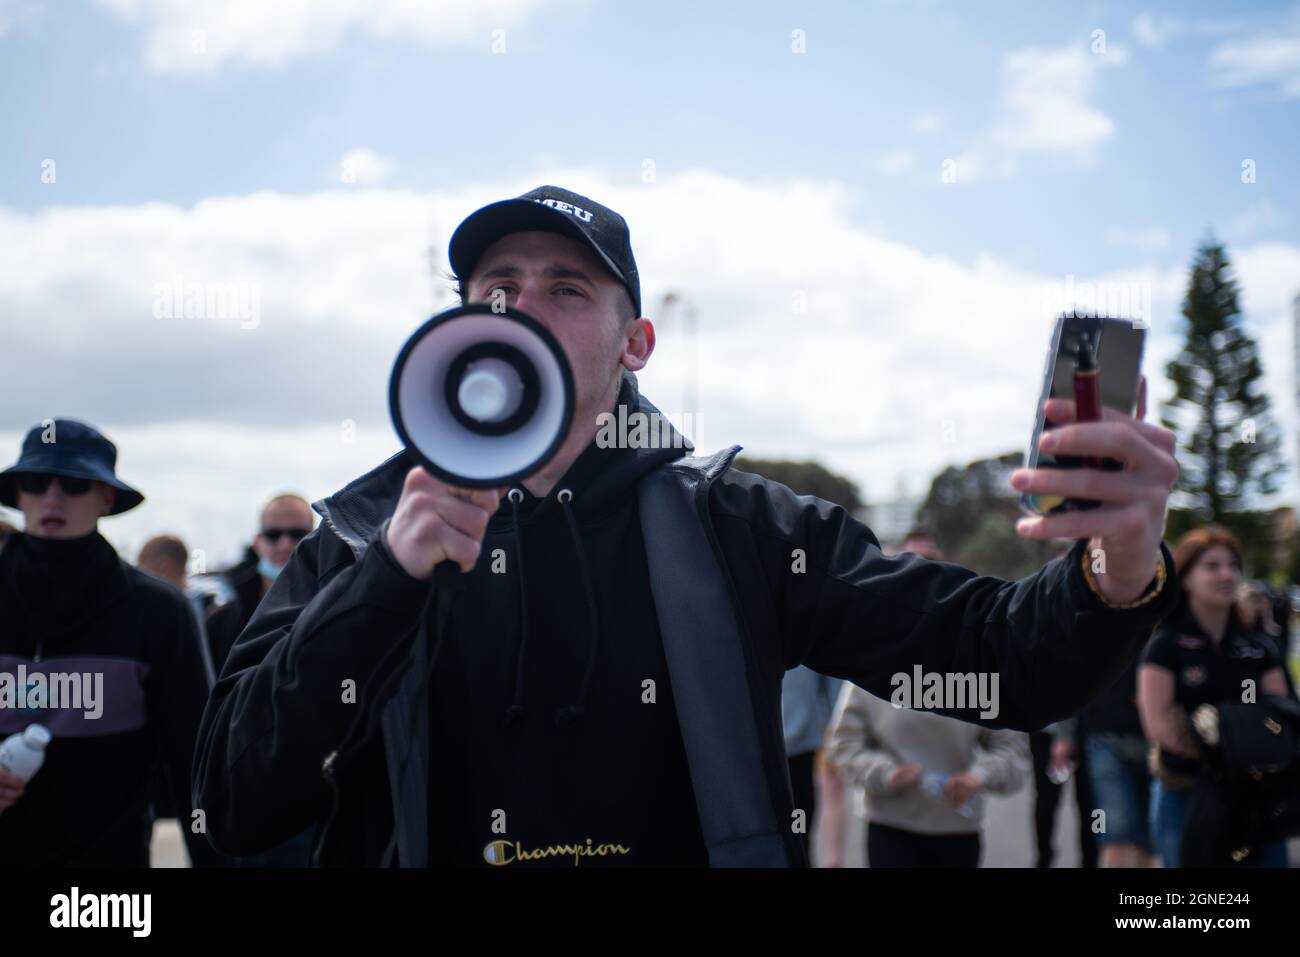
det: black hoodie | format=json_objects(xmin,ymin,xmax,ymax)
[{"xmin": 422, "ymin": 376, "xmax": 706, "ymax": 865}]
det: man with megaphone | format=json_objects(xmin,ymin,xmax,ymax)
[{"xmin": 194, "ymin": 186, "xmax": 1182, "ymax": 867}]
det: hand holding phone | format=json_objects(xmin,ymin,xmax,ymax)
[
  {"xmin": 1019, "ymin": 315, "xmax": 1145, "ymax": 517},
  {"xmin": 1010, "ymin": 314, "xmax": 1179, "ymax": 606}
]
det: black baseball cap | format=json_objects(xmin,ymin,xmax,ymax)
[{"xmin": 449, "ymin": 185, "xmax": 642, "ymax": 317}]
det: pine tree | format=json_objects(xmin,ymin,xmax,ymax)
[{"xmin": 1160, "ymin": 240, "xmax": 1285, "ymax": 521}]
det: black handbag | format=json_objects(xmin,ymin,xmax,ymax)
[
  {"xmin": 1181, "ymin": 695, "xmax": 1300, "ymax": 864},
  {"xmin": 1210, "ymin": 697, "xmax": 1297, "ymax": 779}
]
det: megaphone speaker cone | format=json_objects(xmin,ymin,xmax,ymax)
[{"xmin": 389, "ymin": 304, "xmax": 576, "ymax": 489}]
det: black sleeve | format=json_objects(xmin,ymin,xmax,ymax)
[
  {"xmin": 191, "ymin": 524, "xmax": 431, "ymax": 857},
  {"xmin": 144, "ymin": 581, "xmax": 230, "ymax": 867},
  {"xmin": 1256, "ymin": 634, "xmax": 1285, "ymax": 673},
  {"xmin": 203, "ymin": 600, "xmax": 240, "ymax": 680},
  {"xmin": 1140, "ymin": 626, "xmax": 1180, "ymax": 671},
  {"xmin": 710, "ymin": 469, "xmax": 1180, "ymax": 732}
]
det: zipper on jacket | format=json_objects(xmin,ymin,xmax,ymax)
[{"xmin": 313, "ymin": 749, "xmax": 342, "ymax": 868}]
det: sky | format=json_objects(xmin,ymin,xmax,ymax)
[{"xmin": 1, "ymin": 0, "xmax": 1298, "ymax": 566}]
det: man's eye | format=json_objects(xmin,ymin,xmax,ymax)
[{"xmin": 555, "ymin": 287, "xmax": 584, "ymax": 296}]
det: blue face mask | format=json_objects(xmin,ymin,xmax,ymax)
[{"xmin": 258, "ymin": 556, "xmax": 286, "ymax": 581}]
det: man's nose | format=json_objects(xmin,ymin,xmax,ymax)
[{"xmin": 511, "ymin": 284, "xmax": 546, "ymax": 319}]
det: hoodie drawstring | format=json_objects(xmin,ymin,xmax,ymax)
[
  {"xmin": 556, "ymin": 489, "xmax": 602, "ymax": 726},
  {"xmin": 505, "ymin": 489, "xmax": 529, "ymax": 725},
  {"xmin": 503, "ymin": 486, "xmax": 603, "ymax": 727}
]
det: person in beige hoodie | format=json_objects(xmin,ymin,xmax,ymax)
[{"xmin": 825, "ymin": 680, "xmax": 1029, "ymax": 867}]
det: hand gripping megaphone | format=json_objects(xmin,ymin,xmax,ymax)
[{"xmin": 388, "ymin": 304, "xmax": 576, "ymax": 489}]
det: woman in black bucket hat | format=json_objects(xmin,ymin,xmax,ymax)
[{"xmin": 0, "ymin": 418, "xmax": 226, "ymax": 866}]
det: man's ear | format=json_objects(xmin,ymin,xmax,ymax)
[{"xmin": 620, "ymin": 318, "xmax": 655, "ymax": 373}]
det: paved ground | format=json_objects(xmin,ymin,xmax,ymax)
[{"xmin": 150, "ymin": 820, "xmax": 189, "ymax": 868}]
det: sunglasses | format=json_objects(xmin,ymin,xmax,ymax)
[
  {"xmin": 15, "ymin": 473, "xmax": 94, "ymax": 496},
  {"xmin": 260, "ymin": 527, "xmax": 310, "ymax": 543}
]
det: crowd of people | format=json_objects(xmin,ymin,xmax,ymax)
[
  {"xmin": 791, "ymin": 528, "xmax": 1299, "ymax": 868},
  {"xmin": 1, "ymin": 189, "xmax": 1295, "ymax": 871},
  {"xmin": 0, "ymin": 413, "xmax": 1294, "ymax": 868},
  {"xmin": 1, "ymin": 418, "xmax": 1295, "ymax": 869}
]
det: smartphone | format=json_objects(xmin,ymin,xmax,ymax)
[{"xmin": 1020, "ymin": 314, "xmax": 1146, "ymax": 516}]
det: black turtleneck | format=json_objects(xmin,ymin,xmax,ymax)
[
  {"xmin": 0, "ymin": 529, "xmax": 225, "ymax": 866},
  {"xmin": 0, "ymin": 531, "xmax": 128, "ymax": 655}
]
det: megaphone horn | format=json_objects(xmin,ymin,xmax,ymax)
[{"xmin": 389, "ymin": 304, "xmax": 575, "ymax": 488}]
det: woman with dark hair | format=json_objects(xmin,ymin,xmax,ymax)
[{"xmin": 1137, "ymin": 526, "xmax": 1290, "ymax": 867}]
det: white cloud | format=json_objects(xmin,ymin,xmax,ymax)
[
  {"xmin": 1105, "ymin": 226, "xmax": 1171, "ymax": 251},
  {"xmin": 1230, "ymin": 242, "xmax": 1300, "ymax": 497},
  {"xmin": 95, "ymin": 0, "xmax": 567, "ymax": 72},
  {"xmin": 876, "ymin": 149, "xmax": 914, "ymax": 177},
  {"xmin": 1209, "ymin": 31, "xmax": 1300, "ymax": 97},
  {"xmin": 1133, "ymin": 13, "xmax": 1249, "ymax": 50},
  {"xmin": 338, "ymin": 147, "xmax": 394, "ymax": 186},
  {"xmin": 992, "ymin": 45, "xmax": 1118, "ymax": 153},
  {"xmin": 940, "ymin": 42, "xmax": 1123, "ymax": 181},
  {"xmin": 1133, "ymin": 13, "xmax": 1183, "ymax": 49},
  {"xmin": 3, "ymin": 172, "xmax": 1296, "ymax": 562},
  {"xmin": 1229, "ymin": 199, "xmax": 1285, "ymax": 241},
  {"xmin": 1233, "ymin": 241, "xmax": 1300, "ymax": 318}
]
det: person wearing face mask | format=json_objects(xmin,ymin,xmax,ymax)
[
  {"xmin": 0, "ymin": 419, "xmax": 224, "ymax": 866},
  {"xmin": 204, "ymin": 494, "xmax": 314, "ymax": 674}
]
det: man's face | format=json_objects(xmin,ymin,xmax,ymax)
[
  {"xmin": 139, "ymin": 553, "xmax": 187, "ymax": 590},
  {"xmin": 465, "ymin": 231, "xmax": 651, "ymax": 419},
  {"xmin": 253, "ymin": 500, "xmax": 314, "ymax": 569},
  {"xmin": 16, "ymin": 474, "xmax": 115, "ymax": 539}
]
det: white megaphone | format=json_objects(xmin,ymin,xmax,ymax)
[{"xmin": 389, "ymin": 303, "xmax": 576, "ymax": 488}]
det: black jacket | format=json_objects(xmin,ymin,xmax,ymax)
[
  {"xmin": 204, "ymin": 550, "xmax": 263, "ymax": 674},
  {"xmin": 0, "ymin": 531, "xmax": 223, "ymax": 866},
  {"xmin": 193, "ymin": 373, "xmax": 1180, "ymax": 866}
]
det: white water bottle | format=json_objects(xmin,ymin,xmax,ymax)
[{"xmin": 0, "ymin": 724, "xmax": 52, "ymax": 782}]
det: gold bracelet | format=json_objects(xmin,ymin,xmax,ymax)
[{"xmin": 1080, "ymin": 548, "xmax": 1168, "ymax": 609}]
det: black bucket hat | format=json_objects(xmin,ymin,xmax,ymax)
[{"xmin": 0, "ymin": 418, "xmax": 144, "ymax": 515}]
